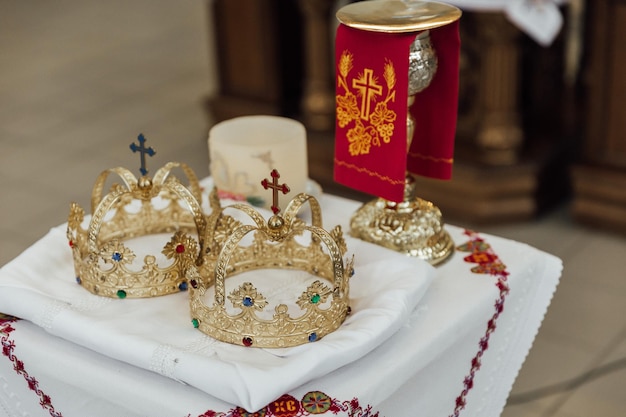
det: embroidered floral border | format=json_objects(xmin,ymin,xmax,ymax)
[
  {"xmin": 449, "ymin": 230, "xmax": 510, "ymax": 417},
  {"xmin": 1, "ymin": 314, "xmax": 63, "ymax": 417}
]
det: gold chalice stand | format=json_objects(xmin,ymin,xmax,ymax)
[{"xmin": 336, "ymin": 1, "xmax": 461, "ymax": 266}]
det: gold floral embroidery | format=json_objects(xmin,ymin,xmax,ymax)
[
  {"xmin": 337, "ymin": 51, "xmax": 398, "ymax": 156},
  {"xmin": 347, "ymin": 121, "xmax": 373, "ymax": 156}
]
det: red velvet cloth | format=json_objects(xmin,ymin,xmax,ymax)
[
  {"xmin": 408, "ymin": 20, "xmax": 460, "ymax": 181},
  {"xmin": 334, "ymin": 21, "xmax": 460, "ymax": 202}
]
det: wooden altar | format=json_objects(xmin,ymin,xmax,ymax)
[{"xmin": 207, "ymin": 0, "xmax": 574, "ymax": 224}]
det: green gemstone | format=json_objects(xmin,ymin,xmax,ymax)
[
  {"xmin": 311, "ymin": 294, "xmax": 321, "ymax": 304},
  {"xmin": 116, "ymin": 290, "xmax": 127, "ymax": 299},
  {"xmin": 191, "ymin": 318, "xmax": 199, "ymax": 328}
]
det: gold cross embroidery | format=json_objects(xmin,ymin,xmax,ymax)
[{"xmin": 353, "ymin": 68, "xmax": 382, "ymax": 121}]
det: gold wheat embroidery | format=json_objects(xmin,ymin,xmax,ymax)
[{"xmin": 336, "ymin": 50, "xmax": 398, "ymax": 156}]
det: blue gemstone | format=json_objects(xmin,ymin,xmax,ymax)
[
  {"xmin": 75, "ymin": 276, "xmax": 81, "ymax": 284},
  {"xmin": 178, "ymin": 282, "xmax": 188, "ymax": 291},
  {"xmin": 308, "ymin": 333, "xmax": 318, "ymax": 342},
  {"xmin": 112, "ymin": 252, "xmax": 122, "ymax": 262},
  {"xmin": 242, "ymin": 296, "xmax": 254, "ymax": 307}
]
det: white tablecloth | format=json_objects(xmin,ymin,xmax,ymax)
[{"xmin": 0, "ymin": 193, "xmax": 562, "ymax": 417}]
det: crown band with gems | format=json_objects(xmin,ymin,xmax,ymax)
[
  {"xmin": 186, "ymin": 172, "xmax": 354, "ymax": 348},
  {"xmin": 67, "ymin": 136, "xmax": 207, "ymax": 299}
]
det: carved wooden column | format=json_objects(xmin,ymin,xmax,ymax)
[
  {"xmin": 410, "ymin": 11, "xmax": 542, "ymax": 223},
  {"xmin": 470, "ymin": 13, "xmax": 524, "ymax": 165},
  {"xmin": 298, "ymin": 0, "xmax": 336, "ymax": 131},
  {"xmin": 572, "ymin": 0, "xmax": 626, "ymax": 234}
]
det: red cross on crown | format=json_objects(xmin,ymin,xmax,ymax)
[{"xmin": 261, "ymin": 169, "xmax": 290, "ymax": 215}]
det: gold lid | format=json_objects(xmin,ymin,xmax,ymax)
[{"xmin": 336, "ymin": 0, "xmax": 461, "ymax": 33}]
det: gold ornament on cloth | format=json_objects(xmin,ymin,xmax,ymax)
[
  {"xmin": 67, "ymin": 134, "xmax": 207, "ymax": 299},
  {"xmin": 186, "ymin": 169, "xmax": 354, "ymax": 348},
  {"xmin": 336, "ymin": 50, "xmax": 399, "ymax": 157}
]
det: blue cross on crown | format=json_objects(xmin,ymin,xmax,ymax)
[{"xmin": 129, "ymin": 133, "xmax": 156, "ymax": 176}]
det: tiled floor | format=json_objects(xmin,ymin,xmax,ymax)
[{"xmin": 1, "ymin": 1, "xmax": 625, "ymax": 416}]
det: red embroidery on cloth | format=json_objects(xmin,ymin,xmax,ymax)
[
  {"xmin": 196, "ymin": 411, "xmax": 219, "ymax": 417},
  {"xmin": 268, "ymin": 394, "xmax": 301, "ymax": 417},
  {"xmin": 1, "ymin": 316, "xmax": 63, "ymax": 417},
  {"xmin": 301, "ymin": 391, "xmax": 333, "ymax": 414},
  {"xmin": 232, "ymin": 407, "xmax": 268, "ymax": 417},
  {"xmin": 192, "ymin": 393, "xmax": 376, "ymax": 417},
  {"xmin": 449, "ymin": 230, "xmax": 510, "ymax": 417}
]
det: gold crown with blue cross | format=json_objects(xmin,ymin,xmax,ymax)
[
  {"xmin": 66, "ymin": 134, "xmax": 207, "ymax": 299},
  {"xmin": 185, "ymin": 169, "xmax": 355, "ymax": 348}
]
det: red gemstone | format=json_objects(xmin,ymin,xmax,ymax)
[
  {"xmin": 175, "ymin": 244, "xmax": 185, "ymax": 253},
  {"xmin": 242, "ymin": 337, "xmax": 253, "ymax": 347},
  {"xmin": 69, "ymin": 240, "xmax": 74, "ymax": 248}
]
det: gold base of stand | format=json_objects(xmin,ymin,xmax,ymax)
[{"xmin": 349, "ymin": 176, "xmax": 454, "ymax": 266}]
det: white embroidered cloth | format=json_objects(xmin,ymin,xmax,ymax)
[
  {"xmin": 0, "ymin": 196, "xmax": 434, "ymax": 412},
  {"xmin": 0, "ymin": 192, "xmax": 562, "ymax": 417}
]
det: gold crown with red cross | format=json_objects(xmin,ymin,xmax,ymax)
[
  {"xmin": 66, "ymin": 134, "xmax": 207, "ymax": 299},
  {"xmin": 185, "ymin": 169, "xmax": 354, "ymax": 348}
]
